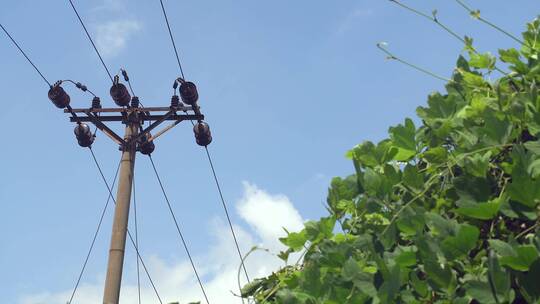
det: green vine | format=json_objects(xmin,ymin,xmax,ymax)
[{"xmin": 241, "ymin": 16, "xmax": 540, "ymax": 304}]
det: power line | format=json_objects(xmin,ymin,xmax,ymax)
[
  {"xmin": 67, "ymin": 150, "xmax": 121, "ymax": 304},
  {"xmin": 91, "ymin": 147, "xmax": 163, "ymax": 304},
  {"xmin": 0, "ymin": 23, "xmax": 52, "ymax": 87},
  {"xmin": 148, "ymin": 155, "xmax": 210, "ymax": 304},
  {"xmin": 183, "ymin": 103, "xmax": 250, "ymax": 284},
  {"xmin": 67, "ymin": 0, "xmax": 114, "ymax": 83},
  {"xmin": 119, "ymin": 68, "xmax": 147, "ymax": 109},
  {"xmin": 159, "ymin": 3, "xmax": 251, "ymax": 280},
  {"xmin": 154, "ymin": 1, "xmax": 249, "ymax": 283},
  {"xmin": 157, "ymin": 0, "xmax": 186, "ymax": 79},
  {"xmin": 132, "ymin": 172, "xmax": 142, "ymax": 304},
  {"xmin": 204, "ymin": 146, "xmax": 250, "ymax": 283}
]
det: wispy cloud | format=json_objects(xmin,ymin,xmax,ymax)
[
  {"xmin": 19, "ymin": 182, "xmax": 305, "ymax": 304},
  {"xmin": 95, "ymin": 20, "xmax": 141, "ymax": 58},
  {"xmin": 91, "ymin": 0, "xmax": 127, "ymax": 13},
  {"xmin": 337, "ymin": 8, "xmax": 374, "ymax": 35}
]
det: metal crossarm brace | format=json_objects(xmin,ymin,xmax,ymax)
[
  {"xmin": 130, "ymin": 110, "xmax": 175, "ymax": 145},
  {"xmin": 84, "ymin": 112, "xmax": 126, "ymax": 146}
]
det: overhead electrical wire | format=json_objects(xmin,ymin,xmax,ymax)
[
  {"xmin": 119, "ymin": 68, "xmax": 147, "ymax": 109},
  {"xmin": 67, "ymin": 0, "xmax": 115, "ymax": 83},
  {"xmin": 0, "ymin": 23, "xmax": 52, "ymax": 87},
  {"xmin": 91, "ymin": 149, "xmax": 163, "ymax": 304},
  {"xmin": 63, "ymin": 79, "xmax": 98, "ymax": 97},
  {"xmin": 204, "ymin": 146, "xmax": 251, "ymax": 283},
  {"xmin": 4, "ymin": 1, "xmax": 248, "ymax": 300},
  {"xmin": 156, "ymin": 0, "xmax": 251, "ymax": 284},
  {"xmin": 148, "ymin": 155, "xmax": 211, "ymax": 304},
  {"xmin": 132, "ymin": 172, "xmax": 142, "ymax": 304},
  {"xmin": 68, "ymin": 151, "xmax": 121, "ymax": 304},
  {"xmin": 157, "ymin": 0, "xmax": 186, "ymax": 79},
  {"xmin": 6, "ymin": 5, "xmax": 157, "ymax": 303}
]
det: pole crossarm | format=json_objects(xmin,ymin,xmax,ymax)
[
  {"xmin": 64, "ymin": 106, "xmax": 194, "ymax": 113},
  {"xmin": 67, "ymin": 107, "xmax": 204, "ymax": 149},
  {"xmin": 69, "ymin": 113, "xmax": 203, "ymax": 123}
]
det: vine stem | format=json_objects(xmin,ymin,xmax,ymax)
[
  {"xmin": 376, "ymin": 43, "xmax": 453, "ymax": 82},
  {"xmin": 389, "ymin": 0, "xmax": 509, "ymax": 76},
  {"xmin": 454, "ymin": 0, "xmax": 525, "ymax": 46},
  {"xmin": 516, "ymin": 221, "xmax": 540, "ymax": 239},
  {"xmin": 382, "ymin": 143, "xmax": 512, "ymax": 236},
  {"xmin": 237, "ymin": 247, "xmax": 276, "ymax": 304},
  {"xmin": 256, "ymin": 246, "xmax": 309, "ymax": 304},
  {"xmin": 389, "ymin": 0, "xmax": 464, "ymax": 43},
  {"xmin": 381, "ymin": 169, "xmax": 444, "ymax": 236},
  {"xmin": 377, "ymin": 42, "xmax": 515, "ymax": 93}
]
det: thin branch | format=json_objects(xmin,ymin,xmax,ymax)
[
  {"xmin": 377, "ymin": 42, "xmax": 453, "ymax": 82},
  {"xmin": 389, "ymin": 0, "xmax": 508, "ymax": 75},
  {"xmin": 516, "ymin": 221, "xmax": 539, "ymax": 239},
  {"xmin": 390, "ymin": 0, "xmax": 464, "ymax": 43},
  {"xmin": 454, "ymin": 0, "xmax": 525, "ymax": 45}
]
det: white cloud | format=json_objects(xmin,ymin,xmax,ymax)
[
  {"xmin": 238, "ymin": 181, "xmax": 304, "ymax": 248},
  {"xmin": 19, "ymin": 182, "xmax": 305, "ymax": 304},
  {"xmin": 95, "ymin": 20, "xmax": 141, "ymax": 57}
]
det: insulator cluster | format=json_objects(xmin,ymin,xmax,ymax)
[
  {"xmin": 193, "ymin": 121, "xmax": 212, "ymax": 146},
  {"xmin": 48, "ymin": 83, "xmax": 71, "ymax": 108},
  {"xmin": 110, "ymin": 75, "xmax": 131, "ymax": 107},
  {"xmin": 179, "ymin": 81, "xmax": 199, "ymax": 105},
  {"xmin": 74, "ymin": 123, "xmax": 94, "ymax": 147},
  {"xmin": 92, "ymin": 97, "xmax": 102, "ymax": 109},
  {"xmin": 170, "ymin": 95, "xmax": 182, "ymax": 108},
  {"xmin": 49, "ymin": 72, "xmax": 215, "ymax": 151},
  {"xmin": 131, "ymin": 96, "xmax": 140, "ymax": 108},
  {"xmin": 138, "ymin": 133, "xmax": 155, "ymax": 155}
]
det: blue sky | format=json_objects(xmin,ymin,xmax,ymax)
[{"xmin": 0, "ymin": 0, "xmax": 538, "ymax": 303}]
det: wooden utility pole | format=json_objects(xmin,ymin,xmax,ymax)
[
  {"xmin": 64, "ymin": 90, "xmax": 206, "ymax": 303},
  {"xmin": 103, "ymin": 121, "xmax": 139, "ymax": 304}
]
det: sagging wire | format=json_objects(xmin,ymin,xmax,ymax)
[
  {"xmin": 158, "ymin": 0, "xmax": 251, "ymax": 292},
  {"xmin": 0, "ymin": 22, "xmax": 52, "ymax": 87},
  {"xmin": 67, "ymin": 0, "xmax": 115, "ymax": 83},
  {"xmin": 148, "ymin": 155, "xmax": 211, "ymax": 304},
  {"xmin": 132, "ymin": 166, "xmax": 142, "ymax": 304},
  {"xmin": 90, "ymin": 148, "xmax": 164, "ymax": 304},
  {"xmin": 67, "ymin": 154, "xmax": 121, "ymax": 304},
  {"xmin": 173, "ymin": 76, "xmax": 251, "ymax": 285},
  {"xmin": 62, "ymin": 79, "xmax": 97, "ymax": 97},
  {"xmin": 157, "ymin": 0, "xmax": 186, "ymax": 79},
  {"xmin": 204, "ymin": 146, "xmax": 251, "ymax": 284}
]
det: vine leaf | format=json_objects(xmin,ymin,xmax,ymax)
[
  {"xmin": 499, "ymin": 246, "xmax": 539, "ymax": 271},
  {"xmin": 441, "ymin": 224, "xmax": 480, "ymax": 259},
  {"xmin": 389, "ymin": 118, "xmax": 416, "ymax": 161},
  {"xmin": 455, "ymin": 197, "xmax": 502, "ymax": 220},
  {"xmin": 470, "ymin": 9, "xmax": 481, "ymax": 19}
]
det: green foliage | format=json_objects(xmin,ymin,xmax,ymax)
[{"xmin": 242, "ymin": 17, "xmax": 540, "ymax": 304}]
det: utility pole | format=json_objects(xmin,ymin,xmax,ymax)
[
  {"xmin": 103, "ymin": 121, "xmax": 138, "ymax": 304},
  {"xmin": 49, "ymin": 77, "xmax": 211, "ymax": 304}
]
